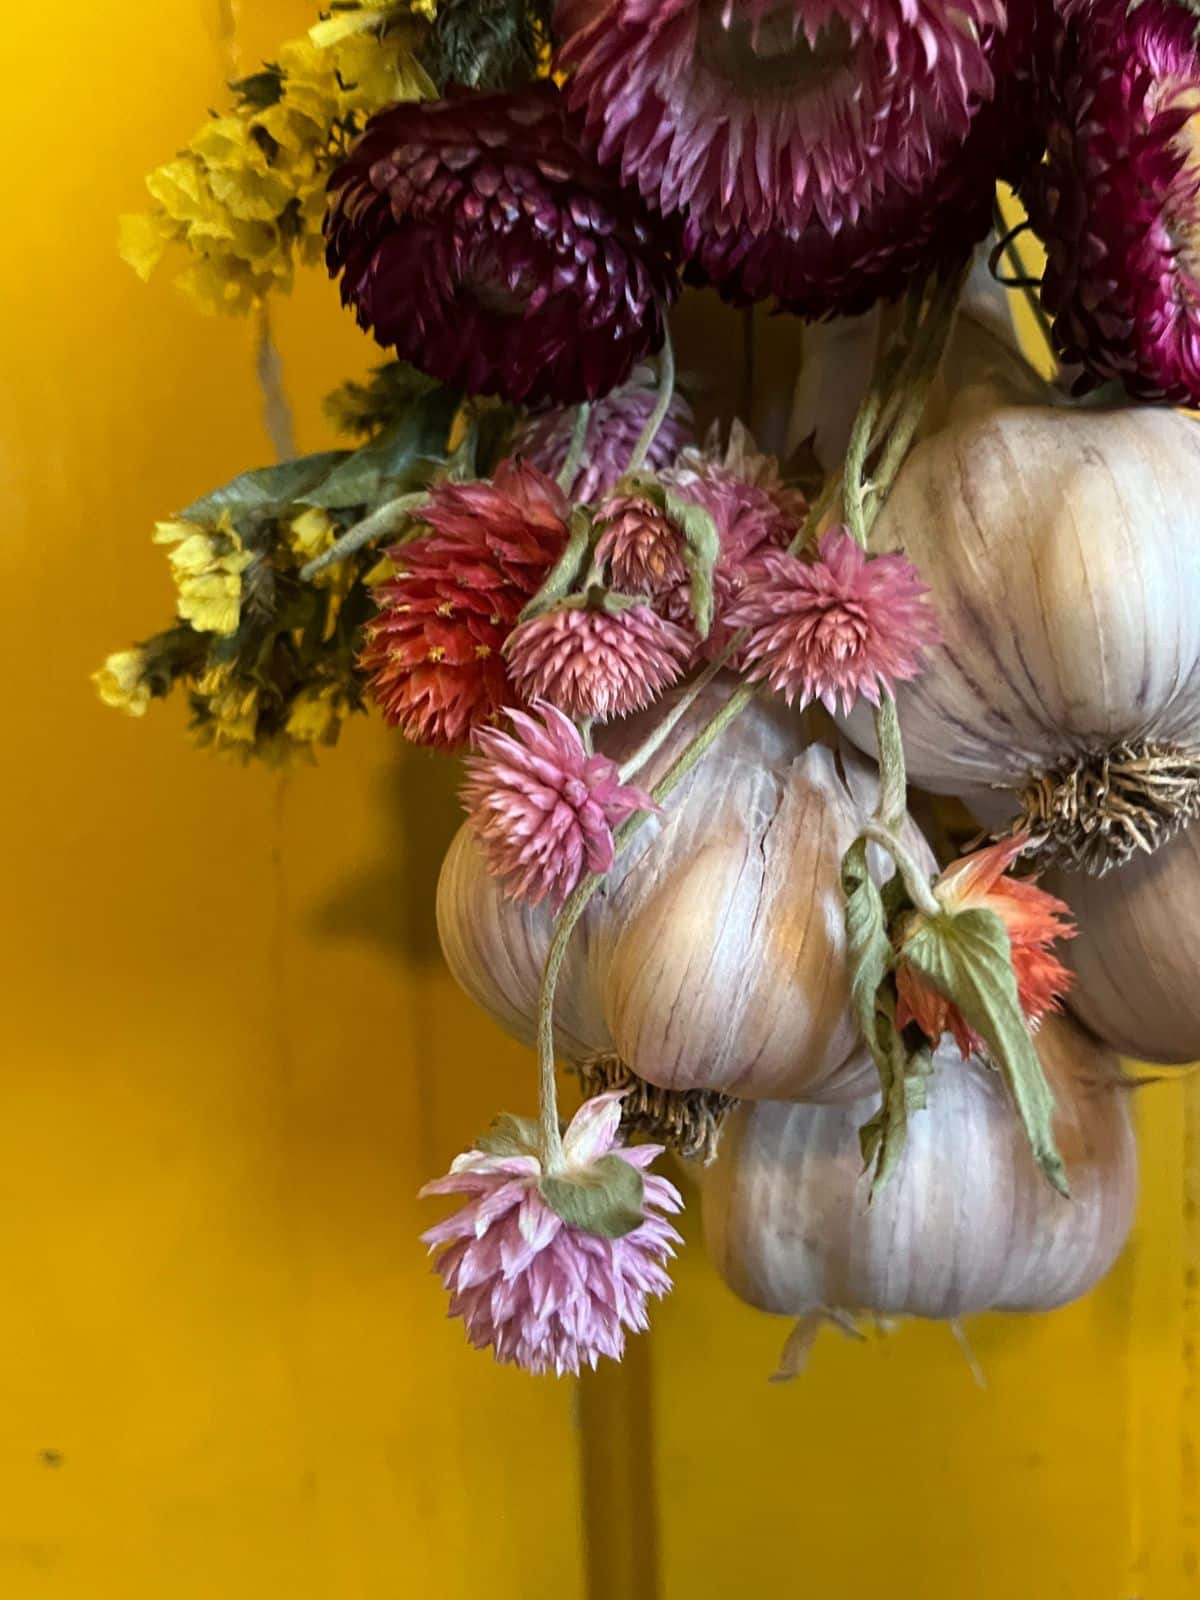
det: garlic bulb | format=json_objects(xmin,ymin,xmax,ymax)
[
  {"xmin": 437, "ymin": 682, "xmax": 935, "ymax": 1102},
  {"xmin": 838, "ymin": 356, "xmax": 1200, "ymax": 873},
  {"xmin": 1050, "ymin": 828, "xmax": 1200, "ymax": 1064},
  {"xmin": 702, "ymin": 1013, "xmax": 1137, "ymax": 1320}
]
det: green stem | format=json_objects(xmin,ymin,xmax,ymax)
[
  {"xmin": 860, "ymin": 820, "xmax": 940, "ymax": 920},
  {"xmin": 873, "ymin": 696, "xmax": 909, "ymax": 832},
  {"xmin": 299, "ymin": 492, "xmax": 427, "ymax": 582},
  {"xmin": 556, "ymin": 403, "xmax": 591, "ymax": 496},
  {"xmin": 617, "ymin": 657, "xmax": 726, "ymax": 785},
  {"xmin": 626, "ymin": 332, "xmax": 676, "ymax": 475}
]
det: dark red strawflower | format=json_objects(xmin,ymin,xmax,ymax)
[
  {"xmin": 1028, "ymin": 0, "xmax": 1200, "ymax": 404},
  {"xmin": 684, "ymin": 0, "xmax": 1045, "ymax": 317},
  {"xmin": 563, "ymin": 0, "xmax": 1020, "ymax": 251},
  {"xmin": 361, "ymin": 459, "xmax": 569, "ymax": 747},
  {"xmin": 326, "ymin": 83, "xmax": 678, "ymax": 406}
]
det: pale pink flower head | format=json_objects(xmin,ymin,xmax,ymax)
[
  {"xmin": 725, "ymin": 525, "xmax": 939, "ymax": 714},
  {"xmin": 462, "ymin": 702, "xmax": 656, "ymax": 908},
  {"xmin": 505, "ymin": 603, "xmax": 693, "ymax": 721},
  {"xmin": 420, "ymin": 1093, "xmax": 684, "ymax": 1377},
  {"xmin": 515, "ymin": 376, "xmax": 695, "ymax": 503},
  {"xmin": 563, "ymin": 0, "xmax": 1010, "ymax": 243}
]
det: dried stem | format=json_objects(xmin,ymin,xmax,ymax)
[
  {"xmin": 556, "ymin": 403, "xmax": 591, "ymax": 495},
  {"xmin": 626, "ymin": 331, "xmax": 676, "ymax": 475},
  {"xmin": 299, "ymin": 492, "xmax": 428, "ymax": 582}
]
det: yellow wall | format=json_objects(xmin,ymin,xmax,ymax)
[{"xmin": 3, "ymin": 3, "xmax": 1199, "ymax": 1595}]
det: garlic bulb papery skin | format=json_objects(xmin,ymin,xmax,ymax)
[
  {"xmin": 436, "ymin": 682, "xmax": 935, "ymax": 1102},
  {"xmin": 838, "ymin": 378, "xmax": 1200, "ymax": 807},
  {"xmin": 1049, "ymin": 828, "xmax": 1200, "ymax": 1064},
  {"xmin": 702, "ymin": 1013, "xmax": 1138, "ymax": 1321}
]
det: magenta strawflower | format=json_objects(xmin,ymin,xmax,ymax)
[
  {"xmin": 725, "ymin": 526, "xmax": 939, "ymax": 714},
  {"xmin": 420, "ymin": 1094, "xmax": 683, "ymax": 1377},
  {"xmin": 1028, "ymin": 0, "xmax": 1200, "ymax": 404},
  {"xmin": 505, "ymin": 604, "xmax": 693, "ymax": 720},
  {"xmin": 515, "ymin": 375, "xmax": 695, "ymax": 503},
  {"xmin": 462, "ymin": 702, "xmax": 656, "ymax": 907},
  {"xmin": 326, "ymin": 84, "xmax": 678, "ymax": 406},
  {"xmin": 563, "ymin": 0, "xmax": 1011, "ymax": 247}
]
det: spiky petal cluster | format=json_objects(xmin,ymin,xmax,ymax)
[
  {"xmin": 564, "ymin": 0, "xmax": 1008, "ymax": 248},
  {"xmin": 593, "ymin": 493, "xmax": 690, "ymax": 596},
  {"xmin": 505, "ymin": 604, "xmax": 693, "ymax": 721},
  {"xmin": 462, "ymin": 703, "xmax": 656, "ymax": 908},
  {"xmin": 420, "ymin": 1094, "xmax": 683, "ymax": 1376},
  {"xmin": 361, "ymin": 459, "xmax": 568, "ymax": 747},
  {"xmin": 326, "ymin": 83, "xmax": 678, "ymax": 405},
  {"xmin": 896, "ymin": 837, "xmax": 1076, "ymax": 1057},
  {"xmin": 514, "ymin": 375, "xmax": 695, "ymax": 503},
  {"xmin": 680, "ymin": 0, "xmax": 1046, "ymax": 317},
  {"xmin": 1028, "ymin": 0, "xmax": 1200, "ymax": 404},
  {"xmin": 725, "ymin": 526, "xmax": 937, "ymax": 714}
]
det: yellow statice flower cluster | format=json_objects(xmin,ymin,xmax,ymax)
[
  {"xmin": 153, "ymin": 517, "xmax": 254, "ymax": 635},
  {"xmin": 120, "ymin": 16, "xmax": 434, "ymax": 315}
]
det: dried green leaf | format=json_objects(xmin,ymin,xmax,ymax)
[
  {"xmin": 664, "ymin": 488, "xmax": 719, "ymax": 641},
  {"xmin": 519, "ymin": 508, "xmax": 593, "ymax": 621},
  {"xmin": 181, "ymin": 453, "xmax": 350, "ymax": 526},
  {"xmin": 476, "ymin": 1113, "xmax": 542, "ymax": 1159},
  {"xmin": 540, "ymin": 1154, "xmax": 646, "ymax": 1239},
  {"xmin": 300, "ymin": 387, "xmax": 459, "ymax": 510},
  {"xmin": 902, "ymin": 908, "xmax": 1068, "ymax": 1195}
]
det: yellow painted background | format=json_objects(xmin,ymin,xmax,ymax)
[{"xmin": 3, "ymin": 2, "xmax": 1199, "ymax": 1594}]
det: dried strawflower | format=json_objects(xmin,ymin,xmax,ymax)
[
  {"xmin": 726, "ymin": 526, "xmax": 937, "ymax": 713},
  {"xmin": 896, "ymin": 837, "xmax": 1075, "ymax": 1057},
  {"xmin": 514, "ymin": 375, "xmax": 695, "ymax": 502},
  {"xmin": 326, "ymin": 83, "xmax": 677, "ymax": 405},
  {"xmin": 420, "ymin": 1093, "xmax": 683, "ymax": 1376},
  {"xmin": 362, "ymin": 459, "xmax": 569, "ymax": 747},
  {"xmin": 1029, "ymin": 0, "xmax": 1200, "ymax": 404},
  {"xmin": 564, "ymin": 0, "xmax": 1010, "ymax": 246},
  {"xmin": 462, "ymin": 702, "xmax": 656, "ymax": 907},
  {"xmin": 505, "ymin": 603, "xmax": 693, "ymax": 720}
]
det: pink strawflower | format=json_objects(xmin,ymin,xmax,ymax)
[
  {"xmin": 462, "ymin": 702, "xmax": 656, "ymax": 907},
  {"xmin": 514, "ymin": 375, "xmax": 695, "ymax": 503},
  {"xmin": 563, "ymin": 0, "xmax": 1012, "ymax": 245},
  {"xmin": 505, "ymin": 604, "xmax": 693, "ymax": 721},
  {"xmin": 1028, "ymin": 0, "xmax": 1200, "ymax": 404},
  {"xmin": 725, "ymin": 526, "xmax": 939, "ymax": 714},
  {"xmin": 420, "ymin": 1093, "xmax": 684, "ymax": 1377}
]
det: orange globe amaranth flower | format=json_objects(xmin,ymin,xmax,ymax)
[{"xmin": 895, "ymin": 836, "xmax": 1076, "ymax": 1059}]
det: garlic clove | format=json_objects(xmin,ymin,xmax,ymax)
[
  {"xmin": 1049, "ymin": 826, "xmax": 1200, "ymax": 1065},
  {"xmin": 702, "ymin": 1013, "xmax": 1137, "ymax": 1321}
]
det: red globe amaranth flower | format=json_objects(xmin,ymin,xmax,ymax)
[
  {"xmin": 326, "ymin": 84, "xmax": 678, "ymax": 406},
  {"xmin": 725, "ymin": 526, "xmax": 938, "ymax": 714},
  {"xmin": 505, "ymin": 603, "xmax": 693, "ymax": 721},
  {"xmin": 895, "ymin": 836, "xmax": 1076, "ymax": 1058},
  {"xmin": 361, "ymin": 459, "xmax": 569, "ymax": 747},
  {"xmin": 563, "ymin": 0, "xmax": 1011, "ymax": 249},
  {"xmin": 514, "ymin": 377, "xmax": 695, "ymax": 503},
  {"xmin": 1028, "ymin": 0, "xmax": 1200, "ymax": 404},
  {"xmin": 685, "ymin": 0, "xmax": 1046, "ymax": 317}
]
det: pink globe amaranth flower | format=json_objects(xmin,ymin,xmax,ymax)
[
  {"xmin": 563, "ymin": 0, "xmax": 1011, "ymax": 247},
  {"xmin": 462, "ymin": 702, "xmax": 657, "ymax": 908},
  {"xmin": 361, "ymin": 459, "xmax": 569, "ymax": 748},
  {"xmin": 593, "ymin": 492, "xmax": 690, "ymax": 596},
  {"xmin": 1027, "ymin": 0, "xmax": 1200, "ymax": 404},
  {"xmin": 895, "ymin": 836, "xmax": 1075, "ymax": 1058},
  {"xmin": 725, "ymin": 526, "xmax": 939, "ymax": 715},
  {"xmin": 505, "ymin": 603, "xmax": 693, "ymax": 721},
  {"xmin": 514, "ymin": 374, "xmax": 695, "ymax": 503},
  {"xmin": 326, "ymin": 83, "xmax": 678, "ymax": 406},
  {"xmin": 420, "ymin": 1093, "xmax": 683, "ymax": 1377},
  {"xmin": 685, "ymin": 0, "xmax": 1047, "ymax": 317}
]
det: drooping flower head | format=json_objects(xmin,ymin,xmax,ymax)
[
  {"xmin": 1029, "ymin": 0, "xmax": 1200, "ymax": 404},
  {"xmin": 563, "ymin": 0, "xmax": 1013, "ymax": 248},
  {"xmin": 420, "ymin": 1093, "xmax": 684, "ymax": 1376},
  {"xmin": 463, "ymin": 702, "xmax": 657, "ymax": 907},
  {"xmin": 505, "ymin": 603, "xmax": 693, "ymax": 721},
  {"xmin": 593, "ymin": 493, "xmax": 690, "ymax": 597},
  {"xmin": 326, "ymin": 83, "xmax": 679, "ymax": 405},
  {"xmin": 514, "ymin": 372, "xmax": 695, "ymax": 503},
  {"xmin": 361, "ymin": 458, "xmax": 569, "ymax": 747},
  {"xmin": 896, "ymin": 836, "xmax": 1076, "ymax": 1057},
  {"xmin": 682, "ymin": 0, "xmax": 1046, "ymax": 316},
  {"xmin": 725, "ymin": 526, "xmax": 937, "ymax": 713}
]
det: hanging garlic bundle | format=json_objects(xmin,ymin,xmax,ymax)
[
  {"xmin": 703, "ymin": 1013, "xmax": 1137, "ymax": 1323},
  {"xmin": 438, "ymin": 682, "xmax": 936, "ymax": 1106}
]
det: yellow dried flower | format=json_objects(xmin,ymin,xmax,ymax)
[
  {"xmin": 154, "ymin": 520, "xmax": 254, "ymax": 636},
  {"xmin": 193, "ymin": 665, "xmax": 261, "ymax": 748},
  {"xmin": 120, "ymin": 17, "xmax": 434, "ymax": 315},
  {"xmin": 286, "ymin": 683, "xmax": 355, "ymax": 745},
  {"xmin": 93, "ymin": 649, "xmax": 153, "ymax": 717}
]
